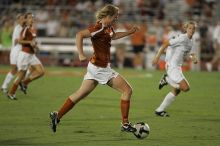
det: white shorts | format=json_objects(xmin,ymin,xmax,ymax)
[
  {"xmin": 17, "ymin": 51, "xmax": 42, "ymax": 71},
  {"xmin": 10, "ymin": 45, "xmax": 22, "ymax": 65},
  {"xmin": 166, "ymin": 65, "xmax": 186, "ymax": 83},
  {"xmin": 84, "ymin": 62, "xmax": 119, "ymax": 84}
]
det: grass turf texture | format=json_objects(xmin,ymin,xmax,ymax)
[{"xmin": 0, "ymin": 66, "xmax": 220, "ymax": 146}]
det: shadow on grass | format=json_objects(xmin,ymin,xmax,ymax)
[
  {"xmin": 0, "ymin": 137, "xmax": 38, "ymax": 146},
  {"xmin": 0, "ymin": 136, "xmax": 137, "ymax": 146},
  {"xmin": 191, "ymin": 118, "xmax": 220, "ymax": 122}
]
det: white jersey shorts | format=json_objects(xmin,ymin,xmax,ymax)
[
  {"xmin": 84, "ymin": 62, "xmax": 119, "ymax": 84},
  {"xmin": 17, "ymin": 51, "xmax": 42, "ymax": 71},
  {"xmin": 166, "ymin": 65, "xmax": 186, "ymax": 83},
  {"xmin": 10, "ymin": 45, "xmax": 22, "ymax": 65}
]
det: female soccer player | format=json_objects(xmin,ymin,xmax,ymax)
[
  {"xmin": 50, "ymin": 4, "xmax": 138, "ymax": 133},
  {"xmin": 7, "ymin": 13, "xmax": 44, "ymax": 100},
  {"xmin": 1, "ymin": 14, "xmax": 26, "ymax": 93},
  {"xmin": 152, "ymin": 21, "xmax": 198, "ymax": 117}
]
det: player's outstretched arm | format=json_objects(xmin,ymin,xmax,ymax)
[
  {"xmin": 152, "ymin": 41, "xmax": 170, "ymax": 66},
  {"xmin": 111, "ymin": 26, "xmax": 139, "ymax": 40},
  {"xmin": 18, "ymin": 39, "xmax": 32, "ymax": 45}
]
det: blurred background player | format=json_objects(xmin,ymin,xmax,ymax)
[
  {"xmin": 50, "ymin": 4, "xmax": 139, "ymax": 133},
  {"xmin": 206, "ymin": 21, "xmax": 220, "ymax": 71},
  {"xmin": 7, "ymin": 13, "xmax": 44, "ymax": 100},
  {"xmin": 1, "ymin": 14, "xmax": 26, "ymax": 93},
  {"xmin": 114, "ymin": 23, "xmax": 127, "ymax": 69},
  {"xmin": 130, "ymin": 21, "xmax": 146, "ymax": 70},
  {"xmin": 152, "ymin": 21, "xmax": 198, "ymax": 117}
]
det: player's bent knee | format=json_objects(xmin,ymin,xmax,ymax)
[
  {"xmin": 181, "ymin": 87, "xmax": 190, "ymax": 92},
  {"xmin": 125, "ymin": 87, "xmax": 133, "ymax": 97},
  {"xmin": 37, "ymin": 70, "xmax": 45, "ymax": 77},
  {"xmin": 11, "ymin": 68, "xmax": 17, "ymax": 75}
]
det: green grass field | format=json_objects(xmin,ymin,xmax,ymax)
[{"xmin": 0, "ymin": 66, "xmax": 220, "ymax": 146}]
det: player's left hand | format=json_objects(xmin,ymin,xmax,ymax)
[
  {"xmin": 130, "ymin": 26, "xmax": 139, "ymax": 34},
  {"xmin": 30, "ymin": 40, "xmax": 37, "ymax": 48}
]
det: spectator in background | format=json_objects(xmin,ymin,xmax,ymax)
[
  {"xmin": 46, "ymin": 13, "xmax": 60, "ymax": 37},
  {"xmin": 0, "ymin": 19, "xmax": 13, "ymax": 49},
  {"xmin": 191, "ymin": 25, "xmax": 201, "ymax": 71},
  {"xmin": 114, "ymin": 23, "xmax": 127, "ymax": 69},
  {"xmin": 58, "ymin": 22, "xmax": 69, "ymax": 37},
  {"xmin": 211, "ymin": 21, "xmax": 220, "ymax": 71},
  {"xmin": 35, "ymin": 9, "xmax": 49, "ymax": 36},
  {"xmin": 68, "ymin": 21, "xmax": 78, "ymax": 38},
  {"xmin": 130, "ymin": 20, "xmax": 147, "ymax": 70},
  {"xmin": 146, "ymin": 18, "xmax": 163, "ymax": 70}
]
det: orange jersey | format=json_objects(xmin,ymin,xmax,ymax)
[
  {"xmin": 20, "ymin": 26, "xmax": 37, "ymax": 54},
  {"xmin": 130, "ymin": 25, "xmax": 146, "ymax": 45},
  {"xmin": 88, "ymin": 22, "xmax": 114, "ymax": 67}
]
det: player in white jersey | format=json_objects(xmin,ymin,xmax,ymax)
[
  {"xmin": 1, "ymin": 14, "xmax": 26, "ymax": 93},
  {"xmin": 152, "ymin": 21, "xmax": 198, "ymax": 117}
]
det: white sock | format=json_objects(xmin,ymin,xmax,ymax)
[
  {"xmin": 1, "ymin": 72, "xmax": 14, "ymax": 89},
  {"xmin": 156, "ymin": 92, "xmax": 176, "ymax": 112},
  {"xmin": 166, "ymin": 76, "xmax": 180, "ymax": 89}
]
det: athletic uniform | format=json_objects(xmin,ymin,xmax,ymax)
[
  {"xmin": 84, "ymin": 22, "xmax": 118, "ymax": 84},
  {"xmin": 155, "ymin": 33, "xmax": 194, "ymax": 116},
  {"xmin": 165, "ymin": 33, "xmax": 193, "ymax": 84},
  {"xmin": 10, "ymin": 24, "xmax": 23, "ymax": 65},
  {"xmin": 17, "ymin": 26, "xmax": 41, "ymax": 71}
]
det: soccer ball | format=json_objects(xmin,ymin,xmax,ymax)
[{"xmin": 133, "ymin": 122, "xmax": 150, "ymax": 139}]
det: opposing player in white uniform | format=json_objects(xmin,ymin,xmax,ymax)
[
  {"xmin": 152, "ymin": 21, "xmax": 198, "ymax": 117},
  {"xmin": 1, "ymin": 14, "xmax": 26, "ymax": 93}
]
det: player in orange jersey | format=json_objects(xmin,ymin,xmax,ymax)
[
  {"xmin": 7, "ymin": 13, "xmax": 44, "ymax": 100},
  {"xmin": 50, "ymin": 4, "xmax": 139, "ymax": 133}
]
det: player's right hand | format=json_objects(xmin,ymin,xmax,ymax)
[{"xmin": 79, "ymin": 54, "xmax": 87, "ymax": 62}]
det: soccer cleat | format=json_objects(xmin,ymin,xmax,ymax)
[
  {"xmin": 121, "ymin": 122, "xmax": 137, "ymax": 133},
  {"xmin": 50, "ymin": 111, "xmax": 60, "ymax": 133},
  {"xmin": 1, "ymin": 88, "xmax": 8, "ymax": 94},
  {"xmin": 155, "ymin": 111, "xmax": 169, "ymax": 117},
  {"xmin": 19, "ymin": 82, "xmax": 27, "ymax": 94},
  {"xmin": 7, "ymin": 94, "xmax": 17, "ymax": 100},
  {"xmin": 159, "ymin": 74, "xmax": 168, "ymax": 90}
]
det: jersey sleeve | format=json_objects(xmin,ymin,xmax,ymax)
[
  {"xmin": 88, "ymin": 23, "xmax": 103, "ymax": 37},
  {"xmin": 88, "ymin": 24, "xmax": 96, "ymax": 34},
  {"xmin": 13, "ymin": 26, "xmax": 21, "ymax": 41}
]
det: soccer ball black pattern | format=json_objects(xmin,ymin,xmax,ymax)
[{"xmin": 133, "ymin": 122, "xmax": 150, "ymax": 139}]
